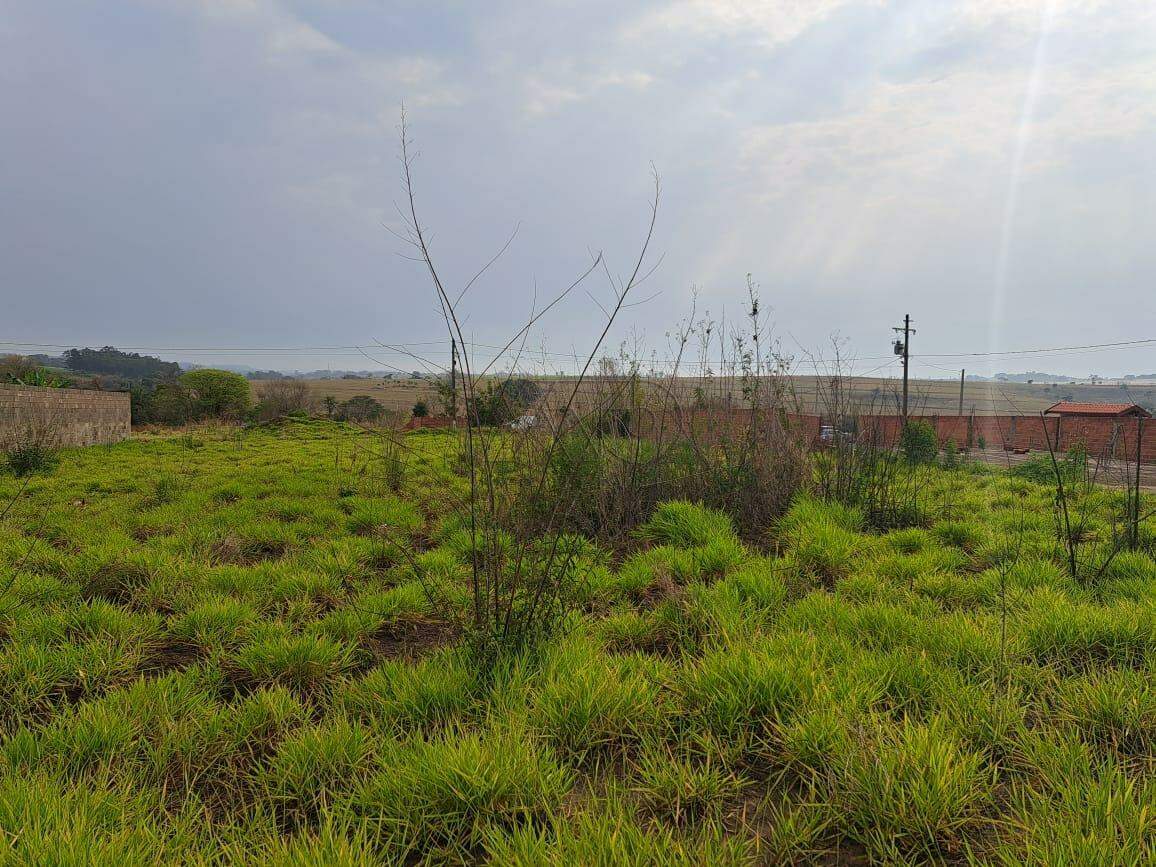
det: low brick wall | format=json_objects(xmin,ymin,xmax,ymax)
[
  {"xmin": 834, "ymin": 413, "xmax": 1154, "ymax": 463},
  {"xmin": 0, "ymin": 384, "xmax": 131, "ymax": 448},
  {"xmin": 638, "ymin": 407, "xmax": 1156, "ymax": 464}
]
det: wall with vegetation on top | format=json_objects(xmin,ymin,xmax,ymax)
[{"xmin": 0, "ymin": 384, "xmax": 130, "ymax": 448}]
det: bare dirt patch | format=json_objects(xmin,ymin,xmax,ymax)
[
  {"xmin": 633, "ymin": 573, "xmax": 685, "ymax": 609},
  {"xmin": 210, "ymin": 536, "xmax": 290, "ymax": 565},
  {"xmin": 142, "ymin": 639, "xmax": 203, "ymax": 675},
  {"xmin": 364, "ymin": 616, "xmax": 460, "ymax": 661}
]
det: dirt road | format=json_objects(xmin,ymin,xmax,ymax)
[{"xmin": 971, "ymin": 448, "xmax": 1156, "ymax": 491}]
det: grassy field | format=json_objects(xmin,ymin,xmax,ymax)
[
  {"xmin": 788, "ymin": 376, "xmax": 1156, "ymax": 416},
  {"xmin": 277, "ymin": 375, "xmax": 1156, "ymax": 420},
  {"xmin": 0, "ymin": 422, "xmax": 1154, "ymax": 863},
  {"xmin": 253, "ymin": 378, "xmax": 440, "ymax": 416}
]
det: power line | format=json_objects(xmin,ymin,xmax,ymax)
[
  {"xmin": 0, "ymin": 339, "xmax": 448, "ymax": 353},
  {"xmin": 915, "ymin": 336, "xmax": 1156, "ymax": 359},
  {"xmin": 1, "ymin": 334, "xmax": 1153, "ymax": 366}
]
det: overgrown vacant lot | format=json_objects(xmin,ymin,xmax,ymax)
[{"xmin": 0, "ymin": 421, "xmax": 1153, "ymax": 864}]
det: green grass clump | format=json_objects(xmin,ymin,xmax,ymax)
[
  {"xmin": 257, "ymin": 717, "xmax": 374, "ymax": 822},
  {"xmin": 233, "ymin": 633, "xmax": 353, "ymax": 694},
  {"xmin": 1053, "ymin": 668, "xmax": 1156, "ymax": 758},
  {"xmin": 337, "ymin": 652, "xmax": 476, "ymax": 734},
  {"xmin": 840, "ymin": 716, "xmax": 993, "ymax": 861},
  {"xmin": 353, "ymin": 727, "xmax": 572, "ymax": 859},
  {"xmin": 631, "ymin": 742, "xmax": 746, "ymax": 827},
  {"xmin": 485, "ymin": 797, "xmax": 752, "ymax": 866},
  {"xmin": 638, "ymin": 501, "xmax": 737, "ymax": 548},
  {"xmin": 531, "ymin": 639, "xmax": 665, "ymax": 762},
  {"xmin": 778, "ymin": 496, "xmax": 866, "ymax": 586},
  {"xmin": 681, "ymin": 640, "xmax": 815, "ymax": 747}
]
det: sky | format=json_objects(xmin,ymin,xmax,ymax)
[{"xmin": 2, "ymin": 0, "xmax": 1155, "ymax": 380}]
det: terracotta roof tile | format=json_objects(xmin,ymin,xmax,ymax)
[{"xmin": 1044, "ymin": 401, "xmax": 1151, "ymax": 417}]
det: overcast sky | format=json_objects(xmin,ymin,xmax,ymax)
[{"xmin": 2, "ymin": 0, "xmax": 1154, "ymax": 378}]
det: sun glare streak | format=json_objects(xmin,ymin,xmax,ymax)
[{"xmin": 986, "ymin": 0, "xmax": 1058, "ymax": 399}]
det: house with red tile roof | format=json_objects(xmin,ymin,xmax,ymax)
[{"xmin": 1044, "ymin": 401, "xmax": 1151, "ymax": 418}]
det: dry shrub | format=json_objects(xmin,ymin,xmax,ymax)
[
  {"xmin": 2, "ymin": 396, "xmax": 63, "ymax": 476},
  {"xmin": 809, "ymin": 347, "xmax": 928, "ymax": 531},
  {"xmin": 508, "ymin": 285, "xmax": 811, "ymax": 545},
  {"xmin": 255, "ymin": 379, "xmax": 313, "ymax": 422}
]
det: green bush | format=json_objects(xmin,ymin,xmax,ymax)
[
  {"xmin": 412, "ymin": 400, "xmax": 429, "ymax": 418},
  {"xmin": 901, "ymin": 421, "xmax": 938, "ymax": 465},
  {"xmin": 4, "ymin": 444, "xmax": 58, "ymax": 476},
  {"xmin": 1, "ymin": 355, "xmax": 70, "ymax": 387},
  {"xmin": 468, "ymin": 378, "xmax": 540, "ymax": 426},
  {"xmin": 179, "ymin": 368, "xmax": 250, "ymax": 420},
  {"xmin": 1011, "ymin": 444, "xmax": 1087, "ymax": 485},
  {"xmin": 639, "ymin": 502, "xmax": 736, "ymax": 549},
  {"xmin": 131, "ymin": 381, "xmax": 195, "ymax": 425},
  {"xmin": 941, "ymin": 439, "xmax": 959, "ymax": 469},
  {"xmin": 336, "ymin": 395, "xmax": 384, "ymax": 423}
]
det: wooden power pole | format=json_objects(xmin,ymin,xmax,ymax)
[
  {"xmin": 958, "ymin": 369, "xmax": 965, "ymax": 416},
  {"xmin": 892, "ymin": 315, "xmax": 915, "ymax": 420}
]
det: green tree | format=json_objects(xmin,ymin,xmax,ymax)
[
  {"xmin": 63, "ymin": 346, "xmax": 180, "ymax": 380},
  {"xmin": 434, "ymin": 376, "xmax": 458, "ymax": 417},
  {"xmin": 180, "ymin": 369, "xmax": 250, "ymax": 420},
  {"xmin": 468, "ymin": 378, "xmax": 541, "ymax": 426}
]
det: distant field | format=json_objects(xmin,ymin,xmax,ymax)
[
  {"xmin": 253, "ymin": 375, "xmax": 1156, "ymax": 418},
  {"xmin": 250, "ymin": 377, "xmax": 439, "ymax": 414},
  {"xmin": 786, "ymin": 376, "xmax": 1156, "ymax": 416}
]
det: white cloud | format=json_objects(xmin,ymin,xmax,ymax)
[
  {"xmin": 264, "ymin": 20, "xmax": 342, "ymax": 60},
  {"xmin": 736, "ymin": 58, "xmax": 1156, "ymax": 200},
  {"xmin": 522, "ymin": 66, "xmax": 655, "ymax": 116},
  {"xmin": 624, "ymin": 0, "xmax": 869, "ymax": 47}
]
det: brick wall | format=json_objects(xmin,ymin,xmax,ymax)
[
  {"xmin": 634, "ymin": 407, "xmax": 1156, "ymax": 464},
  {"xmin": 850, "ymin": 413, "xmax": 1155, "ymax": 463},
  {"xmin": 0, "ymin": 385, "xmax": 131, "ymax": 449},
  {"xmin": 396, "ymin": 404, "xmax": 1156, "ymax": 465}
]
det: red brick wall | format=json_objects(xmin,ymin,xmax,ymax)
[
  {"xmin": 418, "ymin": 404, "xmax": 1156, "ymax": 464},
  {"xmin": 0, "ymin": 385, "xmax": 130, "ymax": 448},
  {"xmin": 638, "ymin": 408, "xmax": 1156, "ymax": 464},
  {"xmin": 851, "ymin": 413, "xmax": 1155, "ymax": 463}
]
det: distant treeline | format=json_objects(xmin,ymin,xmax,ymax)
[{"xmin": 63, "ymin": 346, "xmax": 181, "ymax": 380}]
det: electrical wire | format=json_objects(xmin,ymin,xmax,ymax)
[{"xmin": 1, "ymin": 334, "xmax": 1153, "ymax": 368}]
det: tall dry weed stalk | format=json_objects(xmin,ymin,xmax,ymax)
[
  {"xmin": 1041, "ymin": 414, "xmax": 1152, "ymax": 584},
  {"xmin": 394, "ymin": 112, "xmax": 662, "ymax": 664}
]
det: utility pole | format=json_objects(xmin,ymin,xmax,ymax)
[
  {"xmin": 892, "ymin": 315, "xmax": 915, "ymax": 420},
  {"xmin": 958, "ymin": 369, "xmax": 965, "ymax": 417}
]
